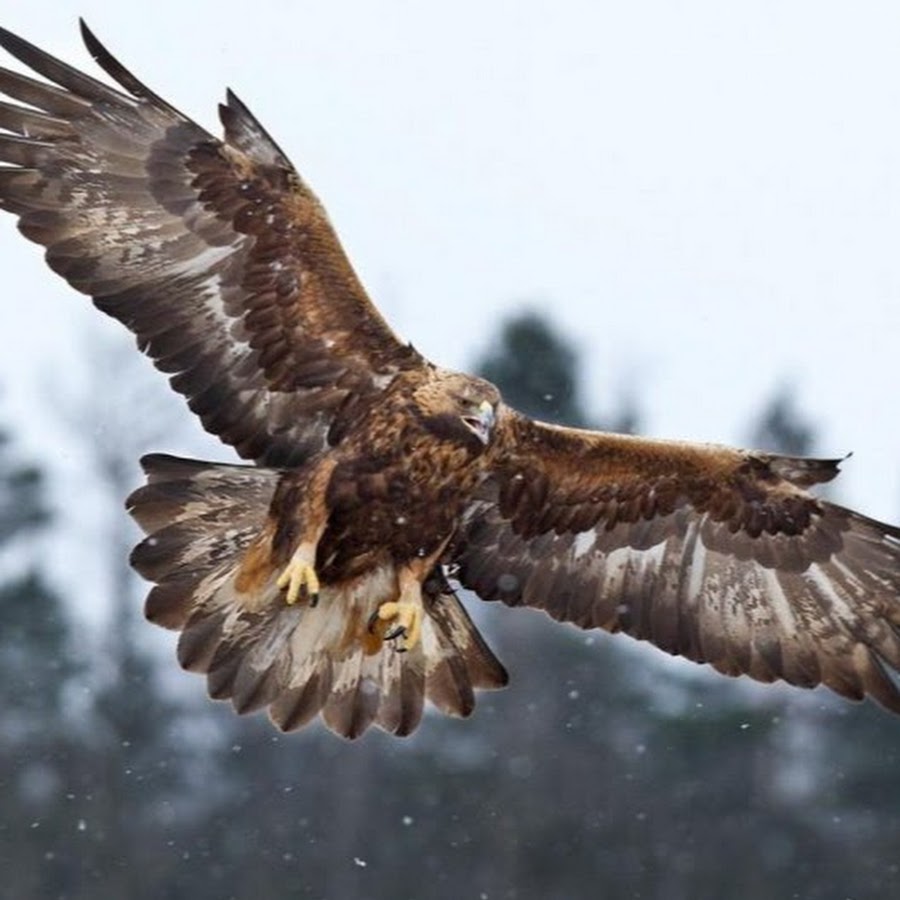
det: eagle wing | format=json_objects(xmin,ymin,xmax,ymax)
[
  {"xmin": 457, "ymin": 409, "xmax": 900, "ymax": 711},
  {"xmin": 0, "ymin": 23, "xmax": 423, "ymax": 467}
]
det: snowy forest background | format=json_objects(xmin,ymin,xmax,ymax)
[{"xmin": 0, "ymin": 309, "xmax": 898, "ymax": 899}]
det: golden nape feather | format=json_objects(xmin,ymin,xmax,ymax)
[{"xmin": 0, "ymin": 24, "xmax": 898, "ymax": 738}]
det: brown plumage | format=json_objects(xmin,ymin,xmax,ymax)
[{"xmin": 1, "ymin": 23, "xmax": 898, "ymax": 738}]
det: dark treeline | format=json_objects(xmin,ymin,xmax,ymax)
[{"xmin": 0, "ymin": 313, "xmax": 898, "ymax": 900}]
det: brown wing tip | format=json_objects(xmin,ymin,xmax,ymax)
[
  {"xmin": 77, "ymin": 19, "xmax": 118, "ymax": 80},
  {"xmin": 218, "ymin": 86, "xmax": 290, "ymax": 166},
  {"xmin": 765, "ymin": 452, "xmax": 849, "ymax": 487},
  {"xmin": 77, "ymin": 18, "xmax": 97, "ymax": 52},
  {"xmin": 78, "ymin": 18, "xmax": 116, "ymax": 73},
  {"xmin": 78, "ymin": 17, "xmax": 178, "ymax": 113},
  {"xmin": 0, "ymin": 24, "xmax": 38, "ymax": 58}
]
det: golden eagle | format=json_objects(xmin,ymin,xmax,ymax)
[{"xmin": 1, "ymin": 23, "xmax": 898, "ymax": 738}]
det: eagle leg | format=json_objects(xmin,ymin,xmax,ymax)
[
  {"xmin": 368, "ymin": 540, "xmax": 451, "ymax": 651},
  {"xmin": 276, "ymin": 542, "xmax": 321, "ymax": 606},
  {"xmin": 271, "ymin": 460, "xmax": 336, "ymax": 608},
  {"xmin": 369, "ymin": 596, "xmax": 423, "ymax": 653}
]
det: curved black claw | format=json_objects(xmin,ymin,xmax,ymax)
[{"xmin": 366, "ymin": 611, "xmax": 408, "ymax": 651}]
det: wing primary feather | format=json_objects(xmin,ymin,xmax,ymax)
[
  {"xmin": 0, "ymin": 99, "xmax": 72, "ymax": 138},
  {"xmin": 0, "ymin": 66, "xmax": 90, "ymax": 116},
  {"xmin": 77, "ymin": 19, "xmax": 183, "ymax": 115},
  {"xmin": 0, "ymin": 26, "xmax": 130, "ymax": 105},
  {"xmin": 0, "ymin": 134, "xmax": 47, "ymax": 167}
]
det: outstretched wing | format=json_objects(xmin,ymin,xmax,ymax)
[
  {"xmin": 0, "ymin": 23, "xmax": 423, "ymax": 467},
  {"xmin": 457, "ymin": 409, "xmax": 900, "ymax": 712}
]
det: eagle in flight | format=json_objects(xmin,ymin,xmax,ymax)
[{"xmin": 1, "ymin": 23, "xmax": 898, "ymax": 739}]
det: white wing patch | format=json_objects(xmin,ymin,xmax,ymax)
[
  {"xmin": 572, "ymin": 530, "xmax": 596, "ymax": 560},
  {"xmin": 458, "ymin": 494, "xmax": 900, "ymax": 711}
]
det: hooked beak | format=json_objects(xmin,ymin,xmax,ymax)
[{"xmin": 462, "ymin": 400, "xmax": 496, "ymax": 445}]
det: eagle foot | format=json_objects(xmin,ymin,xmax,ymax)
[
  {"xmin": 367, "ymin": 601, "xmax": 423, "ymax": 652},
  {"xmin": 276, "ymin": 544, "xmax": 320, "ymax": 606}
]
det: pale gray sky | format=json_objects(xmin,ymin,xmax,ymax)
[{"xmin": 1, "ymin": 0, "xmax": 899, "ymax": 534}]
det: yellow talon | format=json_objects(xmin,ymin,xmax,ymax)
[
  {"xmin": 372, "ymin": 600, "xmax": 423, "ymax": 652},
  {"xmin": 276, "ymin": 545, "xmax": 320, "ymax": 606}
]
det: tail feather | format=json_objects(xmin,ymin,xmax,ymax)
[
  {"xmin": 422, "ymin": 585, "xmax": 510, "ymax": 718},
  {"xmin": 270, "ymin": 667, "xmax": 334, "ymax": 733},
  {"xmin": 127, "ymin": 453, "xmax": 508, "ymax": 738},
  {"xmin": 376, "ymin": 658, "xmax": 426, "ymax": 737},
  {"xmin": 144, "ymin": 576, "xmax": 203, "ymax": 630},
  {"xmin": 322, "ymin": 652, "xmax": 382, "ymax": 739}
]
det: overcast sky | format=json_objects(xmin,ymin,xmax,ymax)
[{"xmin": 1, "ymin": 1, "xmax": 899, "ymax": 534}]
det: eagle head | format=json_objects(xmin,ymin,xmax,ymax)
[{"xmin": 414, "ymin": 370, "xmax": 500, "ymax": 450}]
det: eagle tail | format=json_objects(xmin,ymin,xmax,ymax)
[{"xmin": 127, "ymin": 453, "xmax": 507, "ymax": 739}]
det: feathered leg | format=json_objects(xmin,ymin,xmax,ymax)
[
  {"xmin": 241, "ymin": 458, "xmax": 337, "ymax": 608},
  {"xmin": 368, "ymin": 537, "xmax": 451, "ymax": 651},
  {"xmin": 277, "ymin": 542, "xmax": 323, "ymax": 606}
]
